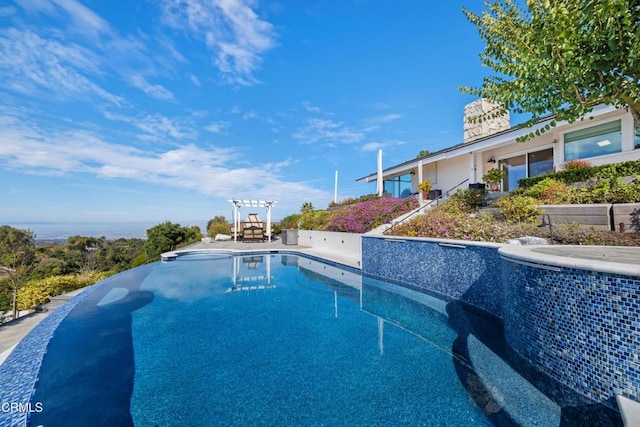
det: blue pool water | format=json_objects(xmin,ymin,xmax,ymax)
[{"xmin": 27, "ymin": 253, "xmax": 621, "ymax": 426}]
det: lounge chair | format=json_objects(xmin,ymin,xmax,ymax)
[{"xmin": 242, "ymin": 213, "xmax": 265, "ymax": 242}]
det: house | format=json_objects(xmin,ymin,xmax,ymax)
[{"xmin": 356, "ymin": 100, "xmax": 640, "ymax": 198}]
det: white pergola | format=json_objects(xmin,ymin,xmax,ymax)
[{"xmin": 228, "ymin": 199, "xmax": 277, "ymax": 242}]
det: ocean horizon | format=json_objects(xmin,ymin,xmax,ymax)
[{"xmin": 4, "ymin": 221, "xmax": 208, "ymax": 241}]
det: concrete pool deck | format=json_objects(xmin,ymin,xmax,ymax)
[{"xmin": 499, "ymin": 245, "xmax": 640, "ymax": 276}]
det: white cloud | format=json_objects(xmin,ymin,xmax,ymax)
[
  {"xmin": 190, "ymin": 74, "xmax": 201, "ymax": 87},
  {"xmin": 0, "ymin": 6, "xmax": 16, "ymax": 17},
  {"xmin": 159, "ymin": 0, "xmax": 276, "ymax": 86},
  {"xmin": 130, "ymin": 75, "xmax": 175, "ymax": 100},
  {"xmin": 368, "ymin": 113, "xmax": 402, "ymax": 124},
  {"xmin": 0, "ymin": 114, "xmax": 330, "ymax": 206},
  {"xmin": 301, "ymin": 101, "xmax": 321, "ymax": 113},
  {"xmin": 104, "ymin": 111, "xmax": 196, "ymax": 142},
  {"xmin": 205, "ymin": 120, "xmax": 230, "ymax": 134},
  {"xmin": 292, "ymin": 118, "xmax": 364, "ymax": 145},
  {"xmin": 360, "ymin": 140, "xmax": 405, "ymax": 152},
  {"xmin": 0, "ymin": 28, "xmax": 123, "ymax": 105},
  {"xmin": 15, "ymin": 0, "xmax": 110, "ymax": 39}
]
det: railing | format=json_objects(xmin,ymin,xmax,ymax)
[{"xmin": 383, "ymin": 178, "xmax": 470, "ymax": 234}]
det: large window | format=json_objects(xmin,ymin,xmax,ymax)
[
  {"xmin": 528, "ymin": 148, "xmax": 554, "ymax": 177},
  {"xmin": 384, "ymin": 174, "xmax": 413, "ymax": 198},
  {"xmin": 498, "ymin": 148, "xmax": 554, "ymax": 192},
  {"xmin": 500, "ymin": 155, "xmax": 526, "ymax": 192},
  {"xmin": 564, "ymin": 120, "xmax": 622, "ymax": 161}
]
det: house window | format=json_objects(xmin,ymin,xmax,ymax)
[
  {"xmin": 499, "ymin": 148, "xmax": 554, "ymax": 192},
  {"xmin": 384, "ymin": 174, "xmax": 412, "ymax": 198},
  {"xmin": 564, "ymin": 120, "xmax": 622, "ymax": 161},
  {"xmin": 500, "ymin": 155, "xmax": 526, "ymax": 192},
  {"xmin": 528, "ymin": 148, "xmax": 554, "ymax": 177}
]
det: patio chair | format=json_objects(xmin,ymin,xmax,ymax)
[{"xmin": 242, "ymin": 213, "xmax": 265, "ymax": 242}]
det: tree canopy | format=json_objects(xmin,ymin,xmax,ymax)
[
  {"xmin": 460, "ymin": 0, "xmax": 640, "ymax": 140},
  {"xmin": 0, "ymin": 226, "xmax": 37, "ymax": 319},
  {"xmin": 144, "ymin": 222, "xmax": 200, "ymax": 261}
]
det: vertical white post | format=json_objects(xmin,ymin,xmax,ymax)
[
  {"xmin": 334, "ymin": 170, "xmax": 338, "ymax": 203},
  {"xmin": 377, "ymin": 149, "xmax": 383, "ymax": 197},
  {"xmin": 417, "ymin": 159, "xmax": 423, "ymax": 188},
  {"xmin": 233, "ymin": 203, "xmax": 239, "ymax": 243},
  {"xmin": 469, "ymin": 152, "xmax": 477, "ymax": 184},
  {"xmin": 266, "ymin": 204, "xmax": 272, "ymax": 241}
]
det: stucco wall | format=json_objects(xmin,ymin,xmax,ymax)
[{"xmin": 297, "ymin": 230, "xmax": 361, "ymax": 264}]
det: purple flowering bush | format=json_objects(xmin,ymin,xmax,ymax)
[{"xmin": 325, "ymin": 197, "xmax": 419, "ymax": 233}]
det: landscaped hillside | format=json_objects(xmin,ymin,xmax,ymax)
[
  {"xmin": 280, "ymin": 196, "xmax": 419, "ymax": 233},
  {"xmin": 390, "ymin": 160, "xmax": 640, "ymax": 246}
]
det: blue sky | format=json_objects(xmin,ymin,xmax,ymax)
[{"xmin": 1, "ymin": 0, "xmax": 490, "ymax": 227}]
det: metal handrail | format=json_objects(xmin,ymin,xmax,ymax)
[{"xmin": 383, "ymin": 178, "xmax": 471, "ymax": 234}]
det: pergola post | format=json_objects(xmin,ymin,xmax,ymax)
[{"xmin": 227, "ymin": 199, "xmax": 277, "ymax": 243}]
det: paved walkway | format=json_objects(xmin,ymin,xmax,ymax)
[{"xmin": 0, "ymin": 288, "xmax": 86, "ymax": 364}]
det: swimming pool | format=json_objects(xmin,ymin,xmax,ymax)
[{"xmin": 11, "ymin": 252, "xmax": 624, "ymax": 425}]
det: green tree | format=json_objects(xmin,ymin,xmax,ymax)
[
  {"xmin": 65, "ymin": 235, "xmax": 108, "ymax": 274},
  {"xmin": 207, "ymin": 216, "xmax": 231, "ymax": 237},
  {"xmin": 460, "ymin": 0, "xmax": 640, "ymax": 140},
  {"xmin": 300, "ymin": 202, "xmax": 314, "ymax": 214},
  {"xmin": 0, "ymin": 226, "xmax": 38, "ymax": 319},
  {"xmin": 144, "ymin": 222, "xmax": 199, "ymax": 262},
  {"xmin": 416, "ymin": 150, "xmax": 431, "ymax": 158}
]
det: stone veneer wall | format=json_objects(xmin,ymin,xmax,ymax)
[
  {"xmin": 361, "ymin": 236, "xmax": 504, "ymax": 318},
  {"xmin": 463, "ymin": 98, "xmax": 510, "ymax": 143},
  {"xmin": 501, "ymin": 257, "xmax": 640, "ymax": 403}
]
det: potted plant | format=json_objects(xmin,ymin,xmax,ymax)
[
  {"xmin": 418, "ymin": 179, "xmax": 432, "ymax": 200},
  {"xmin": 482, "ymin": 167, "xmax": 506, "ymax": 192}
]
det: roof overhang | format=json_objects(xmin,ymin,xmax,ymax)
[{"xmin": 355, "ymin": 104, "xmax": 619, "ymax": 183}]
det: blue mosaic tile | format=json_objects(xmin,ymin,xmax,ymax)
[
  {"xmin": 502, "ymin": 257, "xmax": 640, "ymax": 403},
  {"xmin": 362, "ymin": 236, "xmax": 504, "ymax": 318},
  {"xmin": 0, "ymin": 275, "xmax": 116, "ymax": 427}
]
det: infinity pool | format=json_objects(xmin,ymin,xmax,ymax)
[{"xmin": 25, "ymin": 253, "xmax": 620, "ymax": 426}]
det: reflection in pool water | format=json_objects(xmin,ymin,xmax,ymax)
[{"xmin": 29, "ymin": 253, "xmax": 621, "ymax": 426}]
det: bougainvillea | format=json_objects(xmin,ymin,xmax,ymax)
[{"xmin": 325, "ymin": 197, "xmax": 419, "ymax": 233}]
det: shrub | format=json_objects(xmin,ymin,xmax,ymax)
[
  {"xmin": 563, "ymin": 159, "xmax": 592, "ymax": 170},
  {"xmin": 482, "ymin": 168, "xmax": 506, "ymax": 185},
  {"xmin": 390, "ymin": 207, "xmax": 540, "ymax": 242},
  {"xmin": 495, "ymin": 195, "xmax": 542, "ymax": 223},
  {"xmin": 207, "ymin": 216, "xmax": 231, "ymax": 237},
  {"xmin": 418, "ymin": 179, "xmax": 432, "ymax": 196},
  {"xmin": 574, "ymin": 178, "xmax": 640, "ymax": 204},
  {"xmin": 632, "ymin": 208, "xmax": 640, "ymax": 232},
  {"xmin": 446, "ymin": 189, "xmax": 487, "ymax": 212},
  {"xmin": 329, "ymin": 194, "xmax": 379, "ymax": 208},
  {"xmin": 519, "ymin": 159, "xmax": 640, "ymax": 188},
  {"xmin": 327, "ymin": 197, "xmax": 419, "ymax": 233},
  {"xmin": 17, "ymin": 271, "xmax": 109, "ymax": 310},
  {"xmin": 280, "ymin": 213, "xmax": 302, "ymax": 229},
  {"xmin": 523, "ymin": 178, "xmax": 576, "ymax": 204},
  {"xmin": 298, "ymin": 210, "xmax": 335, "ymax": 230}
]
